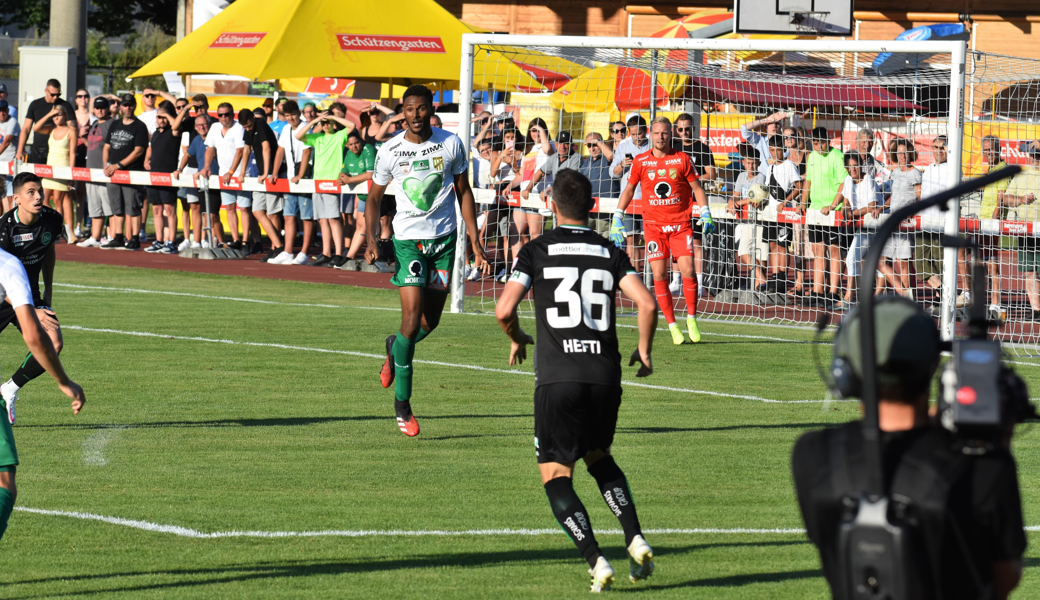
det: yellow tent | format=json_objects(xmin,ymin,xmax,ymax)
[
  {"xmin": 130, "ymin": 0, "xmax": 586, "ymax": 92},
  {"xmin": 551, "ymin": 65, "xmax": 687, "ymax": 114}
]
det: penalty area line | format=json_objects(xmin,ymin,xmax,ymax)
[
  {"xmin": 62, "ymin": 325, "xmax": 830, "ymax": 404},
  {"xmin": 13, "ymin": 507, "xmax": 806, "ymax": 538}
]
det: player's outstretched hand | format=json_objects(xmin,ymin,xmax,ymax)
[
  {"xmin": 364, "ymin": 244, "xmax": 379, "ymax": 265},
  {"xmin": 629, "ymin": 349, "xmax": 653, "ymax": 377},
  {"xmin": 609, "ymin": 211, "xmax": 627, "ymax": 248},
  {"xmin": 472, "ymin": 243, "xmax": 492, "ymax": 276},
  {"xmin": 59, "ymin": 380, "xmax": 86, "ymax": 414},
  {"xmin": 510, "ymin": 333, "xmax": 534, "ymax": 366},
  {"xmin": 697, "ymin": 209, "xmax": 716, "ymax": 235}
]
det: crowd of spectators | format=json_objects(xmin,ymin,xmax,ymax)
[
  {"xmin": 2, "ymin": 79, "xmax": 420, "ymax": 270},
  {"xmin": 2, "ymin": 81, "xmax": 1037, "ymax": 316},
  {"xmin": 469, "ymin": 108, "xmax": 1039, "ymax": 318}
]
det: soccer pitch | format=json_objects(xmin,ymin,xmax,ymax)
[{"xmin": 2, "ymin": 262, "xmax": 1039, "ymax": 598}]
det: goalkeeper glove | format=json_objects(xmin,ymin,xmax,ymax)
[
  {"xmin": 697, "ymin": 206, "xmax": 715, "ymax": 234},
  {"xmin": 609, "ymin": 210, "xmax": 627, "ymax": 248}
]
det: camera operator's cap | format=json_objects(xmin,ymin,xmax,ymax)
[
  {"xmin": 119, "ymin": 93, "xmax": 137, "ymax": 107},
  {"xmin": 557, "ymin": 131, "xmax": 572, "ymax": 144},
  {"xmin": 835, "ymin": 296, "xmax": 940, "ymax": 382},
  {"xmin": 92, "ymin": 97, "xmax": 108, "ymax": 109}
]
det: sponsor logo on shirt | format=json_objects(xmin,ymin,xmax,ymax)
[
  {"xmin": 547, "ymin": 243, "xmax": 610, "ymax": 258},
  {"xmin": 432, "ymin": 156, "xmax": 443, "ymax": 171},
  {"xmin": 399, "ymin": 161, "xmax": 411, "ymax": 175},
  {"xmin": 657, "ymin": 168, "xmax": 667, "ymax": 178},
  {"xmin": 41, "ymin": 232, "xmax": 51, "ymax": 246},
  {"xmin": 337, "ymin": 35, "xmax": 446, "ymax": 54},
  {"xmin": 665, "ymin": 157, "xmax": 683, "ymax": 165},
  {"xmin": 653, "ymin": 182, "xmax": 673, "ymax": 199},
  {"xmin": 421, "ymin": 144, "xmax": 444, "ymax": 156},
  {"xmin": 13, "ymin": 233, "xmax": 32, "ymax": 244},
  {"xmin": 647, "ymin": 170, "xmax": 656, "ymax": 181},
  {"xmin": 210, "ymin": 32, "xmax": 267, "ymax": 49},
  {"xmin": 668, "ymin": 168, "xmax": 677, "ymax": 179},
  {"xmin": 394, "ymin": 150, "xmax": 417, "ymax": 157},
  {"xmin": 413, "ymin": 159, "xmax": 430, "ymax": 172}
]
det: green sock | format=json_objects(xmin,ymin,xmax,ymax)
[
  {"xmin": 414, "ymin": 328, "xmax": 431, "ymax": 343},
  {"xmin": 392, "ymin": 332, "xmax": 416, "ymax": 402},
  {"xmin": 0, "ymin": 485, "xmax": 13, "ymax": 541}
]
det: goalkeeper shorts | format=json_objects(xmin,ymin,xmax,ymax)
[{"xmin": 644, "ymin": 221, "xmax": 693, "ymax": 263}]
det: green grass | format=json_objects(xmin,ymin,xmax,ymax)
[{"xmin": 1, "ymin": 262, "xmax": 1039, "ymax": 598}]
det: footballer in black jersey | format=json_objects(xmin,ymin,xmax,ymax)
[
  {"xmin": 0, "ymin": 173, "xmax": 66, "ymax": 424},
  {"xmin": 496, "ymin": 170, "xmax": 659, "ymax": 592}
]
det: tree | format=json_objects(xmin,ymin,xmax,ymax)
[{"xmin": 0, "ymin": 0, "xmax": 183, "ymax": 38}]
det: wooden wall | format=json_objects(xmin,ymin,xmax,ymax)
[{"xmin": 437, "ymin": 0, "xmax": 1040, "ymax": 60}]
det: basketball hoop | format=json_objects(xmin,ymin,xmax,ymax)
[{"xmin": 789, "ymin": 11, "xmax": 830, "ymax": 34}]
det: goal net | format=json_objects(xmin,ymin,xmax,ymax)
[{"xmin": 453, "ymin": 34, "xmax": 1040, "ymax": 355}]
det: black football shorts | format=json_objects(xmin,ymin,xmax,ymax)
[{"xmin": 534, "ymin": 382, "xmax": 622, "ymax": 464}]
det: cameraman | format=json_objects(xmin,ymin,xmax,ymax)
[{"xmin": 791, "ymin": 297, "xmax": 1026, "ymax": 599}]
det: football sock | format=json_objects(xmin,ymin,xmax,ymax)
[
  {"xmin": 544, "ymin": 476, "xmax": 602, "ymax": 567},
  {"xmin": 12, "ymin": 353, "xmax": 45, "ymax": 388},
  {"xmin": 682, "ymin": 277, "xmax": 698, "ymax": 316},
  {"xmin": 0, "ymin": 485, "xmax": 13, "ymax": 541},
  {"xmin": 587, "ymin": 457, "xmax": 643, "ymax": 547},
  {"xmin": 391, "ymin": 332, "xmax": 415, "ymax": 402},
  {"xmin": 414, "ymin": 328, "xmax": 430, "ymax": 344},
  {"xmin": 653, "ymin": 279, "xmax": 676, "ymax": 325}
]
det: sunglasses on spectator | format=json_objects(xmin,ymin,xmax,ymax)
[
  {"xmin": 675, "ymin": 126, "xmax": 691, "ymax": 131},
  {"xmin": 76, "ymin": 94, "xmax": 89, "ymax": 99},
  {"xmin": 143, "ymin": 93, "xmax": 156, "ymax": 98},
  {"xmin": 218, "ymin": 112, "xmax": 233, "ymax": 117},
  {"xmin": 611, "ymin": 129, "xmax": 624, "ymax": 134},
  {"xmin": 933, "ymin": 145, "xmax": 946, "ymax": 150}
]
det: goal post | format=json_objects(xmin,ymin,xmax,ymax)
[{"xmin": 452, "ymin": 34, "xmax": 977, "ymax": 339}]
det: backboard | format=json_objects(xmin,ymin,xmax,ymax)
[{"xmin": 734, "ymin": 0, "xmax": 853, "ymax": 37}]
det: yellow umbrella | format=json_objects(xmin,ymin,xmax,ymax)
[
  {"xmin": 130, "ymin": 0, "xmax": 584, "ymax": 93},
  {"xmin": 551, "ymin": 65, "xmax": 687, "ymax": 113}
]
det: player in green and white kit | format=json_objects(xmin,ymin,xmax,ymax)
[{"xmin": 365, "ymin": 85, "xmax": 489, "ymax": 437}]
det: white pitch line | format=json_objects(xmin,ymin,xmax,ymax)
[
  {"xmin": 56, "ymin": 283, "xmax": 820, "ymax": 343},
  {"xmin": 81, "ymin": 427, "xmax": 125, "ymax": 466},
  {"xmin": 62, "ymin": 325, "xmax": 828, "ymax": 404},
  {"xmin": 13, "ymin": 507, "xmax": 805, "ymax": 538}
]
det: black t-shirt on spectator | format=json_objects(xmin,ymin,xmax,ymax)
[
  {"xmin": 104, "ymin": 117, "xmax": 149, "ymax": 171},
  {"xmin": 149, "ymin": 126, "xmax": 181, "ymax": 173},
  {"xmin": 791, "ymin": 421, "xmax": 1026, "ymax": 600},
  {"xmin": 672, "ymin": 139, "xmax": 716, "ymax": 177},
  {"xmin": 26, "ymin": 96, "xmax": 76, "ymax": 158},
  {"xmin": 243, "ymin": 121, "xmax": 278, "ymax": 176}
]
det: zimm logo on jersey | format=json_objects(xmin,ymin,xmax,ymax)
[
  {"xmin": 562, "ymin": 339, "xmax": 602, "ymax": 354},
  {"xmin": 394, "ymin": 150, "xmax": 417, "ymax": 157},
  {"xmin": 664, "ymin": 157, "xmax": 683, "ymax": 165},
  {"xmin": 421, "ymin": 144, "xmax": 444, "ymax": 156}
]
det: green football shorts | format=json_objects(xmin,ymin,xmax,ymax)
[
  {"xmin": 391, "ymin": 231, "xmax": 457, "ymax": 293},
  {"xmin": 0, "ymin": 399, "xmax": 17, "ymax": 469}
]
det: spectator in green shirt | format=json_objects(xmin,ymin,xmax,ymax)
[
  {"xmin": 339, "ymin": 131, "xmax": 376, "ymax": 269},
  {"xmin": 802, "ymin": 127, "xmax": 846, "ymax": 307},
  {"xmin": 296, "ymin": 112, "xmax": 355, "ymax": 267}
]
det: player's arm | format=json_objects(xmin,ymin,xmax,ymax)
[
  {"xmin": 454, "ymin": 169, "xmax": 490, "ymax": 274},
  {"xmin": 495, "ymin": 279, "xmax": 534, "ymax": 366},
  {"xmin": 618, "ymin": 273, "xmax": 655, "ymax": 377},
  {"xmin": 363, "ymin": 181, "xmax": 387, "ymax": 264},
  {"xmin": 237, "ymin": 144, "xmax": 252, "ymax": 183},
  {"xmin": 610, "ymin": 181, "xmax": 637, "ymax": 247},
  {"xmin": 16, "ymin": 116, "xmax": 33, "ymax": 161},
  {"xmin": 11, "ymin": 303, "xmax": 83, "ymax": 412}
]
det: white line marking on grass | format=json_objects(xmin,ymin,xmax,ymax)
[
  {"xmin": 63, "ymin": 325, "xmax": 829, "ymax": 404},
  {"xmin": 82, "ymin": 427, "xmax": 125, "ymax": 466},
  {"xmin": 58, "ymin": 283, "xmax": 821, "ymax": 343},
  {"xmin": 13, "ymin": 507, "xmax": 806, "ymax": 538}
]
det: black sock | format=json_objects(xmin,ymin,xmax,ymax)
[
  {"xmin": 12, "ymin": 353, "xmax": 45, "ymax": 388},
  {"xmin": 588, "ymin": 456, "xmax": 642, "ymax": 547},
  {"xmin": 544, "ymin": 477, "xmax": 601, "ymax": 567}
]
